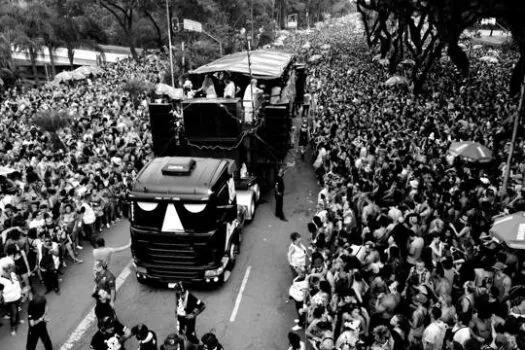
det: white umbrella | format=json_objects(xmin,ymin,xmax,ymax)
[
  {"xmin": 385, "ymin": 76, "xmax": 409, "ymax": 87},
  {"xmin": 155, "ymin": 83, "xmax": 184, "ymax": 100},
  {"xmin": 75, "ymin": 66, "xmax": 103, "ymax": 76},
  {"xmin": 302, "ymin": 42, "xmax": 311, "ymax": 49},
  {"xmin": 308, "ymin": 54, "xmax": 322, "ymax": 63},
  {"xmin": 71, "ymin": 70, "xmax": 86, "ymax": 80},
  {"xmin": 479, "ymin": 56, "xmax": 499, "ymax": 63},
  {"xmin": 372, "ymin": 54, "xmax": 389, "ymax": 66},
  {"xmin": 0, "ymin": 166, "xmax": 16, "ymax": 177},
  {"xmin": 54, "ymin": 71, "xmax": 74, "ymax": 82},
  {"xmin": 401, "ymin": 59, "xmax": 415, "ymax": 66},
  {"xmin": 472, "ymin": 44, "xmax": 483, "ymax": 50}
]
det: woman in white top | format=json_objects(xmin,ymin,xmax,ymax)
[
  {"xmin": 198, "ymin": 75, "xmax": 217, "ymax": 99},
  {"xmin": 0, "ymin": 258, "xmax": 22, "ymax": 335},
  {"xmin": 243, "ymin": 79, "xmax": 263, "ymax": 123},
  {"xmin": 288, "ymin": 232, "xmax": 308, "ymax": 276}
]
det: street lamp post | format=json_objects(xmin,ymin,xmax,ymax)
[{"xmin": 165, "ymin": 0, "xmax": 175, "ymax": 87}]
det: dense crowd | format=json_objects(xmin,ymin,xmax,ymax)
[
  {"xmin": 0, "ymin": 57, "xmax": 164, "ymax": 338},
  {"xmin": 286, "ymin": 21, "xmax": 525, "ymax": 350}
]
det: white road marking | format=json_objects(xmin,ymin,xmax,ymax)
[
  {"xmin": 229, "ymin": 265, "xmax": 252, "ymax": 322},
  {"xmin": 60, "ymin": 261, "xmax": 132, "ymax": 350}
]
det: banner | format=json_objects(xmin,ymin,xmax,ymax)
[{"xmin": 287, "ymin": 13, "xmax": 298, "ymax": 29}]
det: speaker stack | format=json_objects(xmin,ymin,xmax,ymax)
[
  {"xmin": 149, "ymin": 103, "xmax": 176, "ymax": 156},
  {"xmin": 294, "ymin": 63, "xmax": 307, "ymax": 104}
]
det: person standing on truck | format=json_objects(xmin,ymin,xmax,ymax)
[
  {"xmin": 275, "ymin": 167, "xmax": 287, "ymax": 221},
  {"xmin": 196, "ymin": 75, "xmax": 217, "ymax": 99},
  {"xmin": 243, "ymin": 78, "xmax": 263, "ymax": 124},
  {"xmin": 223, "ymin": 74, "xmax": 239, "ymax": 99},
  {"xmin": 173, "ymin": 282, "xmax": 206, "ymax": 344}
]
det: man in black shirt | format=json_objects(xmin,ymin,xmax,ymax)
[
  {"xmin": 274, "ymin": 168, "xmax": 287, "ymax": 221},
  {"xmin": 93, "ymin": 288, "xmax": 117, "ymax": 328},
  {"xmin": 90, "ymin": 315, "xmax": 131, "ymax": 350},
  {"xmin": 174, "ymin": 282, "xmax": 206, "ymax": 344},
  {"xmin": 26, "ymin": 294, "xmax": 53, "ymax": 350},
  {"xmin": 131, "ymin": 323, "xmax": 158, "ymax": 350}
]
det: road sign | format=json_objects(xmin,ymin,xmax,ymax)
[
  {"xmin": 481, "ymin": 18, "xmax": 496, "ymax": 26},
  {"xmin": 183, "ymin": 19, "xmax": 203, "ymax": 33}
]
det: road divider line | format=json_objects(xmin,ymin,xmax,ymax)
[
  {"xmin": 229, "ymin": 265, "xmax": 251, "ymax": 322},
  {"xmin": 60, "ymin": 261, "xmax": 132, "ymax": 350}
]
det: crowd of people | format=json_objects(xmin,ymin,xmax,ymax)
[
  {"xmin": 286, "ymin": 18, "xmax": 525, "ymax": 350},
  {"xmin": 0, "ymin": 56, "xmax": 165, "ymax": 340}
]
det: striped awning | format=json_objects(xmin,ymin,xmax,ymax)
[{"xmin": 190, "ymin": 50, "xmax": 294, "ymax": 80}]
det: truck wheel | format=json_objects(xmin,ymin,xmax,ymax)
[
  {"xmin": 248, "ymin": 196, "xmax": 255, "ymax": 221},
  {"xmin": 229, "ymin": 242, "xmax": 238, "ymax": 267},
  {"xmin": 252, "ymin": 183, "xmax": 260, "ymax": 202}
]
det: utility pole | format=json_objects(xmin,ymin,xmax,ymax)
[
  {"xmin": 165, "ymin": 0, "xmax": 175, "ymax": 87},
  {"xmin": 251, "ymin": 0, "xmax": 254, "ymax": 46},
  {"xmin": 501, "ymin": 75, "xmax": 525, "ymax": 197}
]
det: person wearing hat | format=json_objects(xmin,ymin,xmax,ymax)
[
  {"xmin": 89, "ymin": 314, "xmax": 131, "ymax": 350},
  {"xmin": 173, "ymin": 282, "xmax": 206, "ymax": 344},
  {"xmin": 131, "ymin": 323, "xmax": 158, "ymax": 350},
  {"xmin": 199, "ymin": 332, "xmax": 223, "ymax": 350},
  {"xmin": 493, "ymin": 261, "xmax": 512, "ymax": 302},
  {"xmin": 160, "ymin": 333, "xmax": 185, "ymax": 350}
]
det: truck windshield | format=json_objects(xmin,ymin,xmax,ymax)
[{"xmin": 132, "ymin": 201, "xmax": 216, "ymax": 233}]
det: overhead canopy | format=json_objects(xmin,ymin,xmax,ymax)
[{"xmin": 190, "ymin": 50, "xmax": 294, "ymax": 80}]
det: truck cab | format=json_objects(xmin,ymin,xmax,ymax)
[{"xmin": 129, "ymin": 157, "xmax": 245, "ymax": 284}]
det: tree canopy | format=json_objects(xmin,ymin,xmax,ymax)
[{"xmin": 356, "ymin": 0, "xmax": 525, "ymax": 94}]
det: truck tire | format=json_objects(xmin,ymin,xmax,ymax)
[
  {"xmin": 248, "ymin": 196, "xmax": 256, "ymax": 221},
  {"xmin": 229, "ymin": 242, "xmax": 238, "ymax": 267},
  {"xmin": 252, "ymin": 183, "xmax": 260, "ymax": 203}
]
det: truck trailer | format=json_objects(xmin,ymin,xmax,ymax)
[{"xmin": 129, "ymin": 50, "xmax": 306, "ymax": 284}]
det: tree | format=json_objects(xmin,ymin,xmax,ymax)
[
  {"xmin": 95, "ymin": 0, "xmax": 140, "ymax": 60},
  {"xmin": 32, "ymin": 110, "xmax": 72, "ymax": 151},
  {"xmin": 52, "ymin": 0, "xmax": 106, "ymax": 69},
  {"xmin": 122, "ymin": 79, "xmax": 152, "ymax": 108}
]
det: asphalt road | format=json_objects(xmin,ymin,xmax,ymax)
[{"xmin": 0, "ymin": 149, "xmax": 318, "ymax": 350}]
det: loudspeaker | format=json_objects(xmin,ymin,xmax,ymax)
[
  {"xmin": 294, "ymin": 63, "xmax": 307, "ymax": 104},
  {"xmin": 182, "ymin": 98, "xmax": 241, "ymax": 142},
  {"xmin": 260, "ymin": 105, "xmax": 291, "ymax": 159},
  {"xmin": 149, "ymin": 103, "xmax": 176, "ymax": 156}
]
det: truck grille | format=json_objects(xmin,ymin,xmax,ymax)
[{"xmin": 133, "ymin": 235, "xmax": 213, "ymax": 282}]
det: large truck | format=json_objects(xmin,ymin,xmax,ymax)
[{"xmin": 129, "ymin": 50, "xmax": 306, "ymax": 285}]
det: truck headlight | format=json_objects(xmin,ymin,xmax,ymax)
[{"xmin": 204, "ymin": 257, "xmax": 229, "ymax": 277}]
